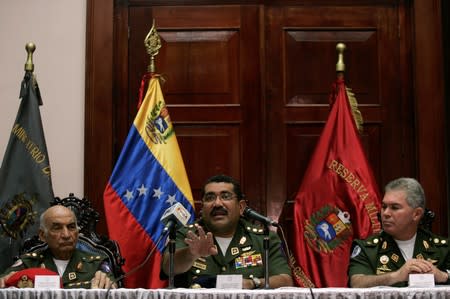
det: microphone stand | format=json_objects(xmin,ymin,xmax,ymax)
[
  {"xmin": 263, "ymin": 224, "xmax": 270, "ymax": 289},
  {"xmin": 168, "ymin": 223, "xmax": 177, "ymax": 289}
]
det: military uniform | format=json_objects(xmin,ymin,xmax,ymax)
[
  {"xmin": 348, "ymin": 228, "xmax": 450, "ymax": 287},
  {"xmin": 0, "ymin": 248, "xmax": 114, "ymax": 288},
  {"xmin": 163, "ymin": 218, "xmax": 291, "ymax": 288}
]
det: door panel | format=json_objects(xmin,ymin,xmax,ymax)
[
  {"xmin": 126, "ymin": 5, "xmax": 263, "ymax": 212},
  {"xmin": 265, "ymin": 5, "xmax": 413, "ymax": 233}
]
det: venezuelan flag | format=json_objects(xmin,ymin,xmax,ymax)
[{"xmin": 103, "ymin": 75, "xmax": 195, "ymax": 288}]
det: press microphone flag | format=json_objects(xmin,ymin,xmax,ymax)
[
  {"xmin": 161, "ymin": 202, "xmax": 191, "ymax": 233},
  {"xmin": 243, "ymin": 206, "xmax": 278, "ymax": 227}
]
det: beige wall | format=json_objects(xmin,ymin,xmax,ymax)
[{"xmin": 0, "ymin": 1, "xmax": 86, "ymax": 197}]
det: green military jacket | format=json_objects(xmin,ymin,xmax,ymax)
[
  {"xmin": 348, "ymin": 228, "xmax": 450, "ymax": 287},
  {"xmin": 165, "ymin": 218, "xmax": 291, "ymax": 288},
  {"xmin": 1, "ymin": 248, "xmax": 114, "ymax": 288}
]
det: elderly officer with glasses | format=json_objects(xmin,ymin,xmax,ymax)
[{"xmin": 161, "ymin": 174, "xmax": 293, "ymax": 289}]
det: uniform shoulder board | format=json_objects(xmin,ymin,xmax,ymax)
[
  {"xmin": 430, "ymin": 237, "xmax": 449, "ymax": 247},
  {"xmin": 82, "ymin": 255, "xmax": 103, "ymax": 263},
  {"xmin": 245, "ymin": 225, "xmax": 264, "ymax": 235},
  {"xmin": 363, "ymin": 236, "xmax": 382, "ymax": 247},
  {"xmin": 22, "ymin": 252, "xmax": 44, "ymax": 260}
]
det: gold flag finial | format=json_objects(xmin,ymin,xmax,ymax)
[
  {"xmin": 335, "ymin": 43, "xmax": 364, "ymax": 133},
  {"xmin": 144, "ymin": 19, "xmax": 162, "ymax": 73},
  {"xmin": 25, "ymin": 42, "xmax": 36, "ymax": 72},
  {"xmin": 336, "ymin": 43, "xmax": 346, "ymax": 72}
]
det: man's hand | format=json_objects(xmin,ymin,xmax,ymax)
[
  {"xmin": 0, "ymin": 271, "xmax": 17, "ymax": 288},
  {"xmin": 90, "ymin": 271, "xmax": 117, "ymax": 289},
  {"xmin": 394, "ymin": 258, "xmax": 434, "ymax": 282},
  {"xmin": 184, "ymin": 224, "xmax": 218, "ymax": 259}
]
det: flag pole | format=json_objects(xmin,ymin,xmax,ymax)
[{"xmin": 144, "ymin": 21, "xmax": 178, "ymax": 288}]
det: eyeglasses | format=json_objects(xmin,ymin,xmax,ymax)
[{"xmin": 203, "ymin": 191, "xmax": 236, "ymax": 203}]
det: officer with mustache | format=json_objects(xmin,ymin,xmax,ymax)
[{"xmin": 161, "ymin": 174, "xmax": 293, "ymax": 289}]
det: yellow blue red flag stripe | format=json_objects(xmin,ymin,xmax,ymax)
[{"xmin": 104, "ymin": 75, "xmax": 194, "ymax": 288}]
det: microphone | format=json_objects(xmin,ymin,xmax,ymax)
[
  {"xmin": 160, "ymin": 202, "xmax": 191, "ymax": 233},
  {"xmin": 243, "ymin": 206, "xmax": 278, "ymax": 227}
]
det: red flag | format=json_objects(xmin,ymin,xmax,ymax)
[{"xmin": 290, "ymin": 77, "xmax": 382, "ymax": 287}]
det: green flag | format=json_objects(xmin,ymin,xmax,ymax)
[{"xmin": 0, "ymin": 71, "xmax": 54, "ymax": 272}]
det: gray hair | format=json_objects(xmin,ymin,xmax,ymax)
[
  {"xmin": 39, "ymin": 205, "xmax": 80, "ymax": 234},
  {"xmin": 384, "ymin": 177, "xmax": 425, "ymax": 209}
]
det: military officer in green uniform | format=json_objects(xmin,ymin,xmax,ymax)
[
  {"xmin": 348, "ymin": 177, "xmax": 450, "ymax": 287},
  {"xmin": 0, "ymin": 205, "xmax": 116, "ymax": 289},
  {"xmin": 161, "ymin": 174, "xmax": 293, "ymax": 289}
]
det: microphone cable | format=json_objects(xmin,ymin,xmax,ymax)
[
  {"xmin": 104, "ymin": 229, "xmax": 169, "ymax": 299},
  {"xmin": 277, "ymin": 224, "xmax": 315, "ymax": 299}
]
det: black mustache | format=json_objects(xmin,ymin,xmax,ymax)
[{"xmin": 210, "ymin": 207, "xmax": 228, "ymax": 216}]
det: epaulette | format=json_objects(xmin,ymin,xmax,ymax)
[
  {"xmin": 245, "ymin": 225, "xmax": 265, "ymax": 235},
  {"xmin": 363, "ymin": 235, "xmax": 382, "ymax": 247},
  {"xmin": 22, "ymin": 252, "xmax": 45, "ymax": 261},
  {"xmin": 81, "ymin": 255, "xmax": 103, "ymax": 263},
  {"xmin": 430, "ymin": 236, "xmax": 449, "ymax": 247}
]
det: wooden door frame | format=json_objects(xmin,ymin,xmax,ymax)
[{"xmin": 85, "ymin": 0, "xmax": 448, "ymax": 235}]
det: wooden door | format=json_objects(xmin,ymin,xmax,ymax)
[
  {"xmin": 120, "ymin": 5, "xmax": 264, "ymax": 212},
  {"xmin": 85, "ymin": 0, "xmax": 448, "ymax": 237},
  {"xmin": 264, "ymin": 4, "xmax": 414, "ymax": 235}
]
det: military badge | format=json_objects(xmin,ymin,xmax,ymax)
[
  {"xmin": 17, "ymin": 275, "xmax": 33, "ymax": 288},
  {"xmin": 68, "ymin": 272, "xmax": 77, "ymax": 280},
  {"xmin": 304, "ymin": 205, "xmax": 353, "ymax": 253},
  {"xmin": 379, "ymin": 255, "xmax": 389, "ymax": 265},
  {"xmin": 391, "ymin": 254, "xmax": 399, "ymax": 263},
  {"xmin": 76, "ymin": 262, "xmax": 83, "ymax": 271},
  {"xmin": 231, "ymin": 247, "xmax": 239, "ymax": 255},
  {"xmin": 193, "ymin": 261, "xmax": 207, "ymax": 270},
  {"xmin": 239, "ymin": 237, "xmax": 246, "ymax": 245},
  {"xmin": 350, "ymin": 245, "xmax": 361, "ymax": 258}
]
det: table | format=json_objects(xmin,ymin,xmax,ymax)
[{"xmin": 1, "ymin": 286, "xmax": 449, "ymax": 299}]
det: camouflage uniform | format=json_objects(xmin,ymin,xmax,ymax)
[
  {"xmin": 348, "ymin": 228, "xmax": 450, "ymax": 287},
  {"xmin": 164, "ymin": 218, "xmax": 291, "ymax": 288},
  {"xmin": 1, "ymin": 248, "xmax": 114, "ymax": 288}
]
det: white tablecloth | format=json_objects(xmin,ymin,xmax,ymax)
[{"xmin": 1, "ymin": 286, "xmax": 449, "ymax": 299}]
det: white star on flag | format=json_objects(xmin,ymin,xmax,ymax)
[
  {"xmin": 137, "ymin": 184, "xmax": 148, "ymax": 196},
  {"xmin": 124, "ymin": 189, "xmax": 134, "ymax": 201},
  {"xmin": 166, "ymin": 194, "xmax": 177, "ymax": 206},
  {"xmin": 153, "ymin": 187, "xmax": 164, "ymax": 199}
]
